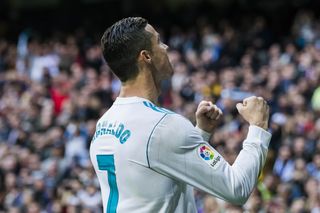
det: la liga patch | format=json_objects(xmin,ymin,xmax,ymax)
[
  {"xmin": 198, "ymin": 145, "xmax": 221, "ymax": 168},
  {"xmin": 199, "ymin": 145, "xmax": 214, "ymax": 160}
]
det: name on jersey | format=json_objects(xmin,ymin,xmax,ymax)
[{"xmin": 92, "ymin": 121, "xmax": 131, "ymax": 144}]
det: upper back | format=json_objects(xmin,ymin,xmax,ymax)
[{"xmin": 89, "ymin": 97, "xmax": 176, "ymax": 204}]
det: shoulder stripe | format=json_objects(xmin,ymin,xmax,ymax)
[
  {"xmin": 143, "ymin": 101, "xmax": 175, "ymax": 114},
  {"xmin": 160, "ymin": 107, "xmax": 174, "ymax": 114},
  {"xmin": 143, "ymin": 101, "xmax": 163, "ymax": 113},
  {"xmin": 146, "ymin": 113, "xmax": 168, "ymax": 168}
]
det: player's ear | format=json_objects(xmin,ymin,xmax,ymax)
[{"xmin": 139, "ymin": 50, "xmax": 152, "ymax": 64}]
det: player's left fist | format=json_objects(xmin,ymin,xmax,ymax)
[{"xmin": 196, "ymin": 101, "xmax": 223, "ymax": 133}]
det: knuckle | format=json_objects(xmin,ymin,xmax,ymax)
[{"xmin": 199, "ymin": 101, "xmax": 207, "ymax": 106}]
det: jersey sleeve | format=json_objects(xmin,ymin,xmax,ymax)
[
  {"xmin": 195, "ymin": 126, "xmax": 211, "ymax": 141},
  {"xmin": 147, "ymin": 113, "xmax": 271, "ymax": 205}
]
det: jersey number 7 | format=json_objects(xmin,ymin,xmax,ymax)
[{"xmin": 97, "ymin": 154, "xmax": 119, "ymax": 213}]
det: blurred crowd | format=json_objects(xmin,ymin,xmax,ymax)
[{"xmin": 0, "ymin": 10, "xmax": 320, "ymax": 213}]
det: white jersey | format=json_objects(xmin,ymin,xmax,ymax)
[{"xmin": 89, "ymin": 96, "xmax": 271, "ymax": 213}]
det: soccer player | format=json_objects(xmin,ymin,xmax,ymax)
[{"xmin": 90, "ymin": 17, "xmax": 271, "ymax": 213}]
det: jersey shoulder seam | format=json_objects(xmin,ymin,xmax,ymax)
[{"xmin": 146, "ymin": 113, "xmax": 168, "ymax": 168}]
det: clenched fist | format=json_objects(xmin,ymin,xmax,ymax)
[
  {"xmin": 236, "ymin": 96, "xmax": 270, "ymax": 130},
  {"xmin": 196, "ymin": 101, "xmax": 223, "ymax": 133}
]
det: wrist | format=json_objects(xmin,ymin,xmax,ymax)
[
  {"xmin": 249, "ymin": 121, "xmax": 268, "ymax": 130},
  {"xmin": 195, "ymin": 126, "xmax": 212, "ymax": 141},
  {"xmin": 196, "ymin": 124, "xmax": 212, "ymax": 133}
]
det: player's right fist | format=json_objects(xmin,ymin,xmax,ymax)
[{"xmin": 236, "ymin": 96, "xmax": 270, "ymax": 130}]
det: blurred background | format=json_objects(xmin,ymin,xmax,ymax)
[{"xmin": 1, "ymin": 0, "xmax": 320, "ymax": 212}]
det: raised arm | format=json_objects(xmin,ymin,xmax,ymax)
[{"xmin": 147, "ymin": 97, "xmax": 271, "ymax": 205}]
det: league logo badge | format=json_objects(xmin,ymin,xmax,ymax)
[
  {"xmin": 199, "ymin": 145, "xmax": 214, "ymax": 160},
  {"xmin": 198, "ymin": 145, "xmax": 221, "ymax": 168}
]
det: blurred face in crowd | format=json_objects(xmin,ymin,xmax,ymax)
[
  {"xmin": 27, "ymin": 202, "xmax": 40, "ymax": 213},
  {"xmin": 305, "ymin": 178, "xmax": 318, "ymax": 197},
  {"xmin": 293, "ymin": 137, "xmax": 305, "ymax": 157},
  {"xmin": 8, "ymin": 207, "xmax": 20, "ymax": 213},
  {"xmin": 279, "ymin": 145, "xmax": 291, "ymax": 160},
  {"xmin": 313, "ymin": 153, "xmax": 320, "ymax": 168}
]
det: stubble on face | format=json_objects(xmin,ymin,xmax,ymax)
[{"xmin": 144, "ymin": 24, "xmax": 174, "ymax": 80}]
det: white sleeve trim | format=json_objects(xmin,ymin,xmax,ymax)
[
  {"xmin": 245, "ymin": 125, "xmax": 271, "ymax": 149},
  {"xmin": 195, "ymin": 126, "xmax": 211, "ymax": 142}
]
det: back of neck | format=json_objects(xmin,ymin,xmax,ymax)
[{"xmin": 119, "ymin": 71, "xmax": 159, "ymax": 104}]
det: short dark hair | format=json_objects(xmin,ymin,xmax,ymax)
[{"xmin": 101, "ymin": 17, "xmax": 152, "ymax": 82}]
